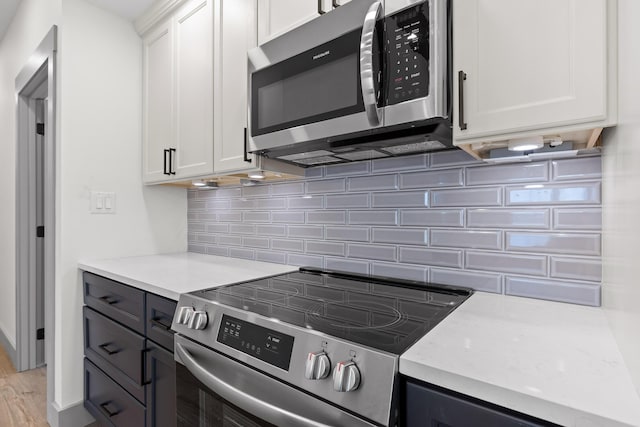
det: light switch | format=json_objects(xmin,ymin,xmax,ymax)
[{"xmin": 91, "ymin": 192, "xmax": 116, "ymax": 214}]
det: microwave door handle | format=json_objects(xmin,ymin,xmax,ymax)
[
  {"xmin": 359, "ymin": 1, "xmax": 383, "ymax": 127},
  {"xmin": 176, "ymin": 342, "xmax": 331, "ymax": 427}
]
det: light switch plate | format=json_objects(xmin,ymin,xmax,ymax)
[{"xmin": 90, "ymin": 192, "xmax": 116, "ymax": 214}]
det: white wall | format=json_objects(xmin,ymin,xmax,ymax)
[
  {"xmin": 55, "ymin": 0, "xmax": 187, "ymax": 409},
  {"xmin": 0, "ymin": 0, "xmax": 61, "ymax": 353},
  {"xmin": 602, "ymin": 0, "xmax": 640, "ymax": 395},
  {"xmin": 1, "ymin": 0, "xmax": 188, "ymax": 419}
]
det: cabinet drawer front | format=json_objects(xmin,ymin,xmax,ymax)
[
  {"xmin": 85, "ymin": 358, "xmax": 146, "ymax": 427},
  {"xmin": 84, "ymin": 306, "xmax": 146, "ymax": 401},
  {"xmin": 84, "ymin": 272, "xmax": 145, "ymax": 334},
  {"xmin": 146, "ymin": 293, "xmax": 177, "ymax": 352}
]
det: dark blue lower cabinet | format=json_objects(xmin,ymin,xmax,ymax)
[
  {"xmin": 403, "ymin": 378, "xmax": 558, "ymax": 427},
  {"xmin": 85, "ymin": 358, "xmax": 146, "ymax": 427},
  {"xmin": 146, "ymin": 341, "xmax": 177, "ymax": 427}
]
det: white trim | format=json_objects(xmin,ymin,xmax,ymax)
[
  {"xmin": 49, "ymin": 400, "xmax": 95, "ymax": 427},
  {"xmin": 135, "ymin": 0, "xmax": 189, "ymax": 35},
  {"xmin": 15, "ymin": 25, "xmax": 57, "ymax": 426}
]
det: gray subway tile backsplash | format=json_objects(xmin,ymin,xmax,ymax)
[
  {"xmin": 432, "ymin": 187, "xmax": 502, "ymax": 207},
  {"xmin": 505, "ymin": 276, "xmax": 600, "ymax": 306},
  {"xmin": 505, "ymin": 232, "xmax": 601, "ymax": 256},
  {"xmin": 553, "ymin": 208, "xmax": 602, "ymax": 230},
  {"xmin": 467, "ymin": 208, "xmax": 550, "ymax": 229},
  {"xmin": 430, "ymin": 229, "xmax": 502, "ymax": 250},
  {"xmin": 326, "ymin": 193, "xmax": 369, "ymax": 209},
  {"xmin": 400, "ymin": 169, "xmax": 464, "ymax": 189},
  {"xmin": 188, "ymin": 154, "xmax": 603, "ymax": 306},
  {"xmin": 466, "ymin": 163, "xmax": 548, "ymax": 186},
  {"xmin": 372, "ymin": 191, "xmax": 429, "ymax": 208},
  {"xmin": 348, "ymin": 174, "xmax": 398, "ymax": 191},
  {"xmin": 326, "ymin": 226, "xmax": 370, "ymax": 242},
  {"xmin": 506, "ymin": 182, "xmax": 601, "ymax": 205}
]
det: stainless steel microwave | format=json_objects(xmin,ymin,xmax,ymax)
[{"xmin": 248, "ymin": 0, "xmax": 450, "ymax": 167}]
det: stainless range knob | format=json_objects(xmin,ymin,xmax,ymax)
[
  {"xmin": 188, "ymin": 310, "xmax": 208, "ymax": 330},
  {"xmin": 176, "ymin": 306, "xmax": 194, "ymax": 325},
  {"xmin": 305, "ymin": 351, "xmax": 331, "ymax": 380},
  {"xmin": 333, "ymin": 361, "xmax": 360, "ymax": 392}
]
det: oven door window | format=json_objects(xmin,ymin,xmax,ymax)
[
  {"xmin": 251, "ymin": 29, "xmax": 364, "ymax": 137},
  {"xmin": 176, "ymin": 363, "xmax": 277, "ymax": 427}
]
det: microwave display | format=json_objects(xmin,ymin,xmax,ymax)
[{"xmin": 386, "ymin": 3, "xmax": 430, "ymax": 105}]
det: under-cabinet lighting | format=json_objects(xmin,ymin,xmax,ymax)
[
  {"xmin": 508, "ymin": 136, "xmax": 544, "ymax": 151},
  {"xmin": 248, "ymin": 170, "xmax": 265, "ymax": 179}
]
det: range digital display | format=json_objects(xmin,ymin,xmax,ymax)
[{"xmin": 216, "ymin": 315, "xmax": 295, "ymax": 370}]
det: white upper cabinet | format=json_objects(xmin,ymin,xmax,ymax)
[
  {"xmin": 453, "ymin": 0, "xmax": 616, "ymax": 153},
  {"xmin": 174, "ymin": 0, "xmax": 214, "ymax": 177},
  {"xmin": 142, "ymin": 20, "xmax": 173, "ymax": 183},
  {"xmin": 212, "ymin": 0, "xmax": 257, "ymax": 173},
  {"xmin": 141, "ymin": 0, "xmax": 214, "ymax": 183},
  {"xmin": 257, "ymin": 0, "xmax": 327, "ymax": 45}
]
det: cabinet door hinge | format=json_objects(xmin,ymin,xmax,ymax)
[
  {"xmin": 36, "ymin": 328, "xmax": 45, "ymax": 340},
  {"xmin": 36, "ymin": 226, "xmax": 45, "ymax": 238},
  {"xmin": 36, "ymin": 123, "xmax": 45, "ymax": 136}
]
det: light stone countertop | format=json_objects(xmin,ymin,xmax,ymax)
[
  {"xmin": 78, "ymin": 252, "xmax": 297, "ymax": 301},
  {"xmin": 78, "ymin": 253, "xmax": 640, "ymax": 426},
  {"xmin": 400, "ymin": 292, "xmax": 640, "ymax": 427}
]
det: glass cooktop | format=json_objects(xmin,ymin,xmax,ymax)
[{"xmin": 190, "ymin": 268, "xmax": 473, "ymax": 355}]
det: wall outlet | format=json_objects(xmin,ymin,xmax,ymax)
[{"xmin": 90, "ymin": 192, "xmax": 116, "ymax": 214}]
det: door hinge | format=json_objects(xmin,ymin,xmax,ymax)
[
  {"xmin": 36, "ymin": 226, "xmax": 45, "ymax": 238},
  {"xmin": 36, "ymin": 328, "xmax": 45, "ymax": 340},
  {"xmin": 36, "ymin": 123, "xmax": 45, "ymax": 136}
]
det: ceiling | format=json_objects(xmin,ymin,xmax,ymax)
[
  {"xmin": 85, "ymin": 0, "xmax": 158, "ymax": 21},
  {"xmin": 0, "ymin": 0, "xmax": 21, "ymax": 42},
  {"xmin": 0, "ymin": 0, "xmax": 157, "ymax": 43}
]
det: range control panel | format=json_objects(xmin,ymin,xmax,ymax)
[
  {"xmin": 385, "ymin": 3, "xmax": 430, "ymax": 105},
  {"xmin": 217, "ymin": 314, "xmax": 295, "ymax": 370}
]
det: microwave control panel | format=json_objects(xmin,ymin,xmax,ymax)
[{"xmin": 385, "ymin": 3, "xmax": 429, "ymax": 105}]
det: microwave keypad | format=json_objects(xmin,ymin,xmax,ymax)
[{"xmin": 386, "ymin": 4, "xmax": 429, "ymax": 105}]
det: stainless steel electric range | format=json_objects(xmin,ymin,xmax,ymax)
[{"xmin": 172, "ymin": 268, "xmax": 472, "ymax": 427}]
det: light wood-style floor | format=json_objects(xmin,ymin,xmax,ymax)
[{"xmin": 0, "ymin": 345, "xmax": 48, "ymax": 427}]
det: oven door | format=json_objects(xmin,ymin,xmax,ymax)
[
  {"xmin": 248, "ymin": 0, "xmax": 384, "ymax": 154},
  {"xmin": 175, "ymin": 335, "xmax": 376, "ymax": 427}
]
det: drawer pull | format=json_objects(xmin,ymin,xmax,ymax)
[
  {"xmin": 98, "ymin": 343, "xmax": 120, "ymax": 356},
  {"xmin": 99, "ymin": 295, "xmax": 119, "ymax": 305},
  {"xmin": 150, "ymin": 318, "xmax": 173, "ymax": 332},
  {"xmin": 99, "ymin": 401, "xmax": 120, "ymax": 418}
]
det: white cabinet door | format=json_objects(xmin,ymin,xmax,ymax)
[
  {"xmin": 257, "ymin": 0, "xmax": 326, "ymax": 45},
  {"xmin": 174, "ymin": 0, "xmax": 214, "ymax": 178},
  {"xmin": 142, "ymin": 20, "xmax": 173, "ymax": 183},
  {"xmin": 454, "ymin": 0, "xmax": 608, "ymax": 142},
  {"xmin": 212, "ymin": 0, "xmax": 258, "ymax": 173}
]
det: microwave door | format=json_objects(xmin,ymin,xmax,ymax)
[{"xmin": 248, "ymin": 0, "xmax": 383, "ymax": 154}]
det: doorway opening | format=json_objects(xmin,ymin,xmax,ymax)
[{"xmin": 15, "ymin": 25, "xmax": 57, "ymax": 423}]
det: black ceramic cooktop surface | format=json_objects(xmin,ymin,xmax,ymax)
[{"xmin": 191, "ymin": 268, "xmax": 473, "ymax": 355}]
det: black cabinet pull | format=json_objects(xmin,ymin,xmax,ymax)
[
  {"xmin": 150, "ymin": 318, "xmax": 173, "ymax": 332},
  {"xmin": 317, "ymin": 0, "xmax": 325, "ymax": 14},
  {"xmin": 99, "ymin": 295, "xmax": 118, "ymax": 305},
  {"xmin": 169, "ymin": 148, "xmax": 176, "ymax": 175},
  {"xmin": 458, "ymin": 70, "xmax": 468, "ymax": 131},
  {"xmin": 98, "ymin": 343, "xmax": 120, "ymax": 356},
  {"xmin": 332, "ymin": 0, "xmax": 340, "ymax": 7},
  {"xmin": 99, "ymin": 401, "xmax": 120, "ymax": 418},
  {"xmin": 243, "ymin": 127, "xmax": 252, "ymax": 163},
  {"xmin": 163, "ymin": 149, "xmax": 170, "ymax": 175},
  {"xmin": 141, "ymin": 348, "xmax": 152, "ymax": 385}
]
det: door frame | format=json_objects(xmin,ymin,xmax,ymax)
[{"xmin": 15, "ymin": 24, "xmax": 57, "ymax": 420}]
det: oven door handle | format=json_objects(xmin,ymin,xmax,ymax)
[
  {"xmin": 359, "ymin": 1, "xmax": 382, "ymax": 127},
  {"xmin": 176, "ymin": 341, "xmax": 332, "ymax": 427}
]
